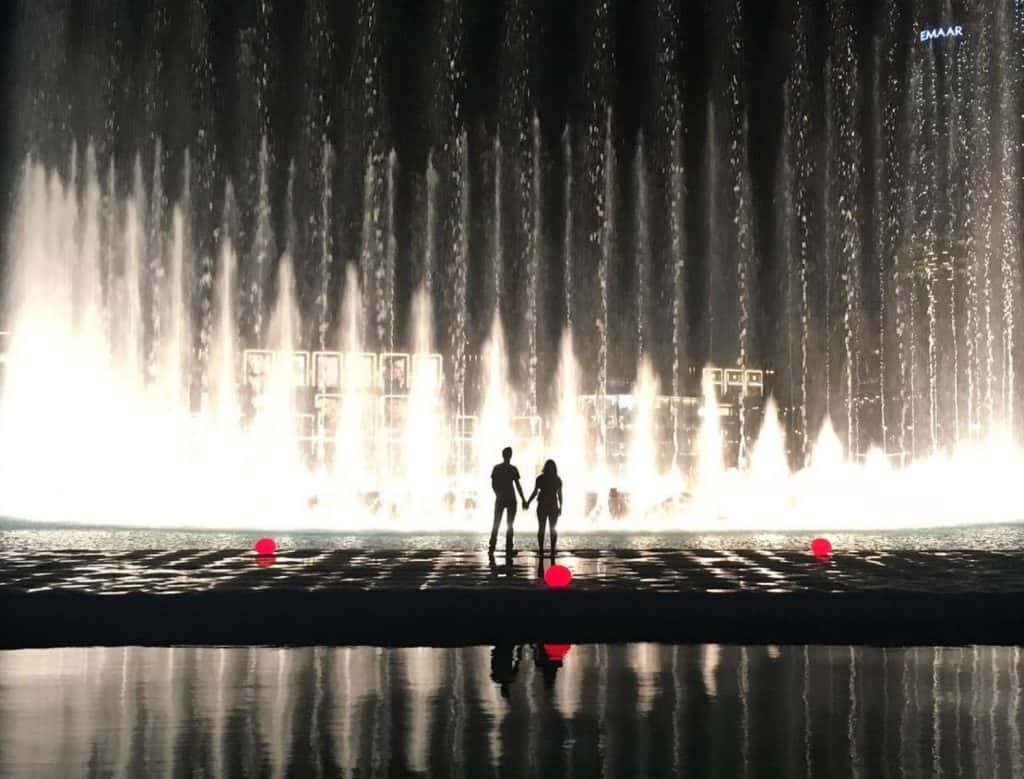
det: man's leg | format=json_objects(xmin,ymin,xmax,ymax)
[
  {"xmin": 490, "ymin": 500, "xmax": 504, "ymax": 553},
  {"xmin": 505, "ymin": 500, "xmax": 517, "ymax": 550}
]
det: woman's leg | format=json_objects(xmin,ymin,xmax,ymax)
[
  {"xmin": 549, "ymin": 516, "xmax": 558, "ymax": 560},
  {"xmin": 537, "ymin": 512, "xmax": 547, "ymax": 553}
]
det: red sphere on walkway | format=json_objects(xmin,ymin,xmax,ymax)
[
  {"xmin": 544, "ymin": 564, "xmax": 572, "ymax": 589},
  {"xmin": 810, "ymin": 537, "xmax": 832, "ymax": 557},
  {"xmin": 254, "ymin": 537, "xmax": 277, "ymax": 556}
]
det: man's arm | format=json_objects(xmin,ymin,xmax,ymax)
[
  {"xmin": 515, "ymin": 473, "xmax": 527, "ymax": 503},
  {"xmin": 524, "ymin": 478, "xmax": 539, "ymax": 508}
]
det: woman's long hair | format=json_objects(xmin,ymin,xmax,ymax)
[{"xmin": 542, "ymin": 459, "xmax": 558, "ymax": 478}]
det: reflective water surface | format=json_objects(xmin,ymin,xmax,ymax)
[{"xmin": 0, "ymin": 644, "xmax": 1021, "ymax": 778}]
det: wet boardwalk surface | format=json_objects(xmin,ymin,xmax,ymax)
[
  {"xmin": 2, "ymin": 547, "xmax": 1024, "ymax": 594},
  {"xmin": 3, "ymin": 549, "xmax": 1024, "ymax": 648}
]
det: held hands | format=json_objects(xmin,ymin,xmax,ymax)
[{"xmin": 523, "ymin": 500, "xmax": 530, "ymax": 510}]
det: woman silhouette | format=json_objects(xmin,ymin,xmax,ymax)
[{"xmin": 524, "ymin": 460, "xmax": 563, "ymax": 560}]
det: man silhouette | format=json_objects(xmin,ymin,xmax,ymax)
[{"xmin": 489, "ymin": 446, "xmax": 526, "ymax": 555}]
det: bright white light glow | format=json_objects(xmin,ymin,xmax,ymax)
[{"xmin": 2, "ymin": 158, "xmax": 1023, "ymax": 532}]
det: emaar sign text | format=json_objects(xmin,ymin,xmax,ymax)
[{"xmin": 920, "ymin": 26, "xmax": 964, "ymax": 42}]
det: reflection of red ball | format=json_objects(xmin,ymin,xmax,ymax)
[
  {"xmin": 256, "ymin": 555, "xmax": 276, "ymax": 568},
  {"xmin": 810, "ymin": 537, "xmax": 832, "ymax": 557},
  {"xmin": 254, "ymin": 537, "xmax": 277, "ymax": 556},
  {"xmin": 543, "ymin": 644, "xmax": 571, "ymax": 662},
  {"xmin": 544, "ymin": 565, "xmax": 572, "ymax": 589}
]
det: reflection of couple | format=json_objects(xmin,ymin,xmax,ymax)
[
  {"xmin": 489, "ymin": 447, "xmax": 563, "ymax": 560},
  {"xmin": 490, "ymin": 643, "xmax": 566, "ymax": 696}
]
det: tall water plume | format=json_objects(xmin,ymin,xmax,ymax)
[
  {"xmin": 160, "ymin": 207, "xmax": 188, "ymax": 409},
  {"xmin": 697, "ymin": 372, "xmax": 724, "ymax": 496},
  {"xmin": 654, "ymin": 0, "xmax": 685, "ymax": 468},
  {"xmin": 489, "ymin": 137, "xmax": 504, "ymax": 326},
  {"xmin": 449, "ymin": 132, "xmax": 470, "ymax": 415},
  {"xmin": 259, "ymin": 163, "xmax": 299, "ymax": 463},
  {"xmin": 421, "ymin": 151, "xmax": 439, "ymax": 302},
  {"xmin": 406, "ymin": 287, "xmax": 444, "ymax": 513},
  {"xmin": 382, "ymin": 149, "xmax": 398, "ymax": 352},
  {"xmin": 634, "ymin": 134, "xmax": 651, "ymax": 362},
  {"xmin": 583, "ymin": 0, "xmax": 614, "ymax": 468},
  {"xmin": 562, "ymin": 125, "xmax": 575, "ymax": 332},
  {"xmin": 597, "ymin": 107, "xmax": 615, "ymax": 464},
  {"xmin": 76, "ymin": 148, "xmax": 104, "ymax": 363},
  {"xmin": 101, "ymin": 159, "xmax": 119, "ymax": 349},
  {"xmin": 830, "ymin": 0, "xmax": 864, "ymax": 457},
  {"xmin": 890, "ymin": 13, "xmax": 918, "ymax": 461},
  {"xmin": 430, "ymin": 0, "xmax": 468, "ymax": 413},
  {"xmin": 301, "ymin": 0, "xmax": 335, "ymax": 352},
  {"xmin": 821, "ymin": 52, "xmax": 837, "ymax": 428},
  {"xmin": 726, "ymin": 0, "xmax": 754, "ymax": 463},
  {"xmin": 781, "ymin": 0, "xmax": 812, "ymax": 465},
  {"xmin": 189, "ymin": 0, "xmax": 218, "ymax": 284},
  {"xmin": 667, "ymin": 125, "xmax": 686, "ymax": 468},
  {"xmin": 552, "ymin": 329, "xmax": 587, "ymax": 520},
  {"xmin": 146, "ymin": 139, "xmax": 166, "ymax": 385},
  {"xmin": 704, "ymin": 100, "xmax": 720, "ymax": 364},
  {"xmin": 911, "ymin": 0, "xmax": 941, "ymax": 454},
  {"xmin": 122, "ymin": 158, "xmax": 146, "ymax": 393},
  {"xmin": 337, "ymin": 264, "xmax": 368, "ymax": 489},
  {"xmin": 627, "ymin": 357, "xmax": 661, "ymax": 512},
  {"xmin": 524, "ymin": 116, "xmax": 543, "ymax": 415},
  {"xmin": 359, "ymin": 151, "xmax": 383, "ymax": 349},
  {"xmin": 943, "ymin": 0, "xmax": 966, "ymax": 447},
  {"xmin": 248, "ymin": 137, "xmax": 274, "ymax": 347},
  {"xmin": 498, "ymin": 0, "xmax": 539, "ymax": 411},
  {"xmin": 874, "ymin": 0, "xmax": 903, "ymax": 456},
  {"xmin": 351, "ymin": 0, "xmax": 389, "ymax": 354},
  {"xmin": 749, "ymin": 397, "xmax": 789, "ymax": 482},
  {"xmin": 995, "ymin": 0, "xmax": 1021, "ymax": 433},
  {"xmin": 209, "ymin": 222, "xmax": 238, "ymax": 432},
  {"xmin": 477, "ymin": 315, "xmax": 513, "ymax": 483},
  {"xmin": 971, "ymin": 2, "xmax": 997, "ymax": 438},
  {"xmin": 314, "ymin": 139, "xmax": 334, "ymax": 352}
]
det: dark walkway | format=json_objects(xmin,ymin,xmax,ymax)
[{"xmin": 3, "ymin": 549, "xmax": 1023, "ymax": 647}]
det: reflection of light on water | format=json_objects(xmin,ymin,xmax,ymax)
[
  {"xmin": 402, "ymin": 647, "xmax": 441, "ymax": 773},
  {"xmin": 702, "ymin": 644, "xmax": 720, "ymax": 700},
  {"xmin": 3, "ymin": 159, "xmax": 1024, "ymax": 534},
  {"xmin": 0, "ymin": 645, "xmax": 1021, "ymax": 776},
  {"xmin": 554, "ymin": 642, "xmax": 583, "ymax": 720},
  {"xmin": 629, "ymin": 643, "xmax": 659, "ymax": 714}
]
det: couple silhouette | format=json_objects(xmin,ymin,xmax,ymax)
[{"xmin": 489, "ymin": 446, "xmax": 563, "ymax": 560}]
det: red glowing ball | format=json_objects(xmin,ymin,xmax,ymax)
[
  {"xmin": 544, "ymin": 564, "xmax": 573, "ymax": 589},
  {"xmin": 543, "ymin": 643, "xmax": 572, "ymax": 662},
  {"xmin": 810, "ymin": 537, "xmax": 833, "ymax": 557},
  {"xmin": 254, "ymin": 537, "xmax": 277, "ymax": 556}
]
